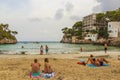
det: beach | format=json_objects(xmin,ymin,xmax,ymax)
[{"xmin": 0, "ymin": 52, "xmax": 120, "ymax": 80}]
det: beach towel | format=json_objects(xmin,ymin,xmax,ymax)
[
  {"xmin": 77, "ymin": 59, "xmax": 86, "ymax": 65},
  {"xmin": 87, "ymin": 64, "xmax": 109, "ymax": 68},
  {"xmin": 30, "ymin": 70, "xmax": 41, "ymax": 78},
  {"xmin": 42, "ymin": 72, "xmax": 54, "ymax": 78}
]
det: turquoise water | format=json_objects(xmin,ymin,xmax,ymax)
[{"xmin": 0, "ymin": 41, "xmax": 120, "ymax": 54}]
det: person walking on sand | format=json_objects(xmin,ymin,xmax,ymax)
[
  {"xmin": 40, "ymin": 45, "xmax": 44, "ymax": 55},
  {"xmin": 104, "ymin": 43, "xmax": 108, "ymax": 53},
  {"xmin": 45, "ymin": 45, "xmax": 49, "ymax": 54}
]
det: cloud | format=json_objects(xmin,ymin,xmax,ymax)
[
  {"xmin": 70, "ymin": 15, "xmax": 82, "ymax": 21},
  {"xmin": 0, "ymin": 0, "xmax": 29, "ymax": 10},
  {"xmin": 28, "ymin": 17, "xmax": 42, "ymax": 22},
  {"xmin": 54, "ymin": 9, "xmax": 64, "ymax": 20},
  {"xmin": 0, "ymin": 0, "xmax": 100, "ymax": 41},
  {"xmin": 65, "ymin": 2, "xmax": 74, "ymax": 12},
  {"xmin": 93, "ymin": 0, "xmax": 120, "ymax": 12}
]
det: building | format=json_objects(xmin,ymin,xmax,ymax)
[
  {"xmin": 83, "ymin": 13, "xmax": 98, "ymax": 41},
  {"xmin": 84, "ymin": 33, "xmax": 98, "ymax": 41},
  {"xmin": 83, "ymin": 13, "xmax": 97, "ymax": 31},
  {"xmin": 108, "ymin": 22, "xmax": 120, "ymax": 38}
]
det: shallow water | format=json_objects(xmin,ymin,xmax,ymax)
[{"xmin": 0, "ymin": 41, "xmax": 120, "ymax": 54}]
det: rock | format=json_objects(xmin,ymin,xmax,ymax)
[{"xmin": 0, "ymin": 38, "xmax": 17, "ymax": 44}]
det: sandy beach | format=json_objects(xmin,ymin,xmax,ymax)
[{"xmin": 0, "ymin": 52, "xmax": 120, "ymax": 80}]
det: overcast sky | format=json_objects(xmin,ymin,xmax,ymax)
[{"xmin": 0, "ymin": 0, "xmax": 120, "ymax": 41}]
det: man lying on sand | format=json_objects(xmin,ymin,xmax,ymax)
[{"xmin": 86, "ymin": 54, "xmax": 109, "ymax": 66}]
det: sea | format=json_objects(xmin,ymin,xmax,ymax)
[{"xmin": 0, "ymin": 41, "xmax": 120, "ymax": 54}]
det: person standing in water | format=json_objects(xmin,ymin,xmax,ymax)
[
  {"xmin": 40, "ymin": 45, "xmax": 44, "ymax": 55},
  {"xmin": 104, "ymin": 43, "xmax": 108, "ymax": 53},
  {"xmin": 45, "ymin": 45, "xmax": 49, "ymax": 54},
  {"xmin": 80, "ymin": 46, "xmax": 82, "ymax": 52}
]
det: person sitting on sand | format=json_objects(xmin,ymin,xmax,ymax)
[
  {"xmin": 43, "ymin": 58, "xmax": 53, "ymax": 73},
  {"xmin": 30, "ymin": 59, "xmax": 41, "ymax": 78},
  {"xmin": 42, "ymin": 58, "xmax": 54, "ymax": 78},
  {"xmin": 86, "ymin": 54, "xmax": 96, "ymax": 64},
  {"xmin": 86, "ymin": 54, "xmax": 108, "ymax": 66}
]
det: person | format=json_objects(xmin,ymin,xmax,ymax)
[
  {"xmin": 86, "ymin": 54, "xmax": 96, "ymax": 65},
  {"xmin": 80, "ymin": 46, "xmax": 82, "ymax": 52},
  {"xmin": 104, "ymin": 43, "xmax": 108, "ymax": 53},
  {"xmin": 43, "ymin": 58, "xmax": 53, "ymax": 73},
  {"xmin": 40, "ymin": 45, "xmax": 44, "ymax": 55},
  {"xmin": 30, "ymin": 59, "xmax": 41, "ymax": 78},
  {"xmin": 21, "ymin": 45, "xmax": 24, "ymax": 48},
  {"xmin": 42, "ymin": 58, "xmax": 54, "ymax": 78},
  {"xmin": 45, "ymin": 45, "xmax": 49, "ymax": 54},
  {"xmin": 86, "ymin": 54, "xmax": 108, "ymax": 66}
]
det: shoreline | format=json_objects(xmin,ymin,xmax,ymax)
[{"xmin": 0, "ymin": 51, "xmax": 120, "ymax": 59}]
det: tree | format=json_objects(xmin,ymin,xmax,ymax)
[
  {"xmin": 12, "ymin": 31, "xmax": 18, "ymax": 36},
  {"xmin": 0, "ymin": 23, "xmax": 18, "ymax": 40},
  {"xmin": 90, "ymin": 30, "xmax": 98, "ymax": 34},
  {"xmin": 98, "ymin": 27, "xmax": 109, "ymax": 39},
  {"xmin": 67, "ymin": 28, "xmax": 74, "ymax": 36},
  {"xmin": 72, "ymin": 21, "xmax": 82, "ymax": 31},
  {"xmin": 62, "ymin": 27, "xmax": 68, "ymax": 34}
]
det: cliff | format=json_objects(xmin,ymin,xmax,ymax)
[
  {"xmin": 61, "ymin": 35, "xmax": 92, "ymax": 44},
  {"xmin": 61, "ymin": 35, "xmax": 120, "ymax": 46},
  {"xmin": 108, "ymin": 38, "xmax": 120, "ymax": 46},
  {"xmin": 0, "ymin": 38, "xmax": 17, "ymax": 44},
  {"xmin": 60, "ymin": 35, "xmax": 71, "ymax": 43},
  {"xmin": 93, "ymin": 38, "xmax": 120, "ymax": 46},
  {"xmin": 0, "ymin": 23, "xmax": 18, "ymax": 44}
]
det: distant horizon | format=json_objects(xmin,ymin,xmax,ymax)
[{"xmin": 18, "ymin": 40, "xmax": 60, "ymax": 42}]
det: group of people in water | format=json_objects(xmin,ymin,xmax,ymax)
[
  {"xmin": 30, "ymin": 58, "xmax": 53, "ymax": 79},
  {"xmin": 40, "ymin": 45, "xmax": 49, "ymax": 55}
]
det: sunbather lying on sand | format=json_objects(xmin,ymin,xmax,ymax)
[{"xmin": 86, "ymin": 54, "xmax": 108, "ymax": 66}]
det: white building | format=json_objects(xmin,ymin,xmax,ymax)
[
  {"xmin": 84, "ymin": 33, "xmax": 98, "ymax": 41},
  {"xmin": 108, "ymin": 22, "xmax": 120, "ymax": 38}
]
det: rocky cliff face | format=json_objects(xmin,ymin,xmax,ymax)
[
  {"xmin": 108, "ymin": 38, "xmax": 120, "ymax": 46},
  {"xmin": 60, "ymin": 35, "xmax": 71, "ymax": 43},
  {"xmin": 61, "ymin": 35, "xmax": 92, "ymax": 44},
  {"xmin": 0, "ymin": 38, "xmax": 17, "ymax": 44},
  {"xmin": 61, "ymin": 35, "xmax": 120, "ymax": 46},
  {"xmin": 94, "ymin": 38, "xmax": 120, "ymax": 46}
]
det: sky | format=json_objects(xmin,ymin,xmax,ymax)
[{"xmin": 0, "ymin": 0, "xmax": 120, "ymax": 41}]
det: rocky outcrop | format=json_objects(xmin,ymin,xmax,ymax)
[
  {"xmin": 61, "ymin": 35, "xmax": 120, "ymax": 46},
  {"xmin": 0, "ymin": 38, "xmax": 17, "ymax": 44},
  {"xmin": 60, "ymin": 35, "xmax": 71, "ymax": 43},
  {"xmin": 108, "ymin": 38, "xmax": 120, "ymax": 46},
  {"xmin": 94, "ymin": 38, "xmax": 107, "ymax": 45},
  {"xmin": 93, "ymin": 38, "xmax": 120, "ymax": 46},
  {"xmin": 61, "ymin": 35, "xmax": 92, "ymax": 44},
  {"xmin": 72, "ymin": 39, "xmax": 92, "ymax": 44},
  {"xmin": 60, "ymin": 34, "xmax": 72, "ymax": 43}
]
